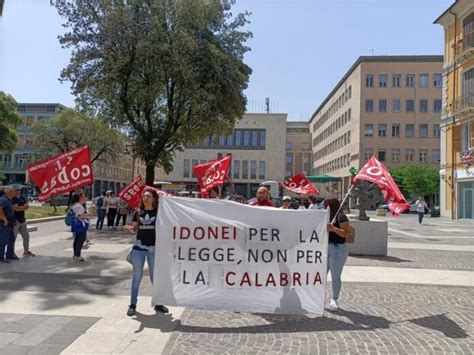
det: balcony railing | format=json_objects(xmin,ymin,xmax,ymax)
[
  {"xmin": 454, "ymin": 39, "xmax": 474, "ymax": 62},
  {"xmin": 454, "ymin": 93, "xmax": 474, "ymax": 114}
]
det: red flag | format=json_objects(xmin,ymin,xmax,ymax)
[
  {"xmin": 119, "ymin": 175, "xmax": 145, "ymax": 208},
  {"xmin": 27, "ymin": 145, "xmax": 93, "ymax": 202},
  {"xmin": 353, "ymin": 156, "xmax": 409, "ymax": 217},
  {"xmin": 281, "ymin": 173, "xmax": 319, "ymax": 195},
  {"xmin": 192, "ymin": 154, "xmax": 232, "ymax": 196}
]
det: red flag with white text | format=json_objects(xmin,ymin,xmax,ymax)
[
  {"xmin": 27, "ymin": 145, "xmax": 93, "ymax": 203},
  {"xmin": 281, "ymin": 173, "xmax": 319, "ymax": 195},
  {"xmin": 119, "ymin": 176, "xmax": 172, "ymax": 208},
  {"xmin": 353, "ymin": 156, "xmax": 409, "ymax": 217},
  {"xmin": 192, "ymin": 154, "xmax": 232, "ymax": 196}
]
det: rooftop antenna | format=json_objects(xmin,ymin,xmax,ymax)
[{"xmin": 265, "ymin": 97, "xmax": 270, "ymax": 114}]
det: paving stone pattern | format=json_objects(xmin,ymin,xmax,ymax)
[
  {"xmin": 0, "ymin": 314, "xmax": 99, "ymax": 355},
  {"xmin": 163, "ymin": 284, "xmax": 474, "ymax": 355}
]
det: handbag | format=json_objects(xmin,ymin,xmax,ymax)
[{"xmin": 71, "ymin": 218, "xmax": 89, "ymax": 233}]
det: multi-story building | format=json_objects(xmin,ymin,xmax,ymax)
[
  {"xmin": 309, "ymin": 56, "xmax": 443, "ymax": 197},
  {"xmin": 0, "ymin": 103, "xmax": 144, "ymax": 198},
  {"xmin": 435, "ymin": 0, "xmax": 474, "ymax": 220},
  {"xmin": 285, "ymin": 121, "xmax": 312, "ymax": 179},
  {"xmin": 164, "ymin": 113, "xmax": 287, "ymax": 198}
]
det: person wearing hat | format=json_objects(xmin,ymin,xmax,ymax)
[
  {"xmin": 11, "ymin": 185, "xmax": 35, "ymax": 257},
  {"xmin": 0, "ymin": 185, "xmax": 18, "ymax": 262},
  {"xmin": 280, "ymin": 196, "xmax": 292, "ymax": 209}
]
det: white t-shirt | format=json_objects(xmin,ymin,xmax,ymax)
[
  {"xmin": 108, "ymin": 197, "xmax": 119, "ymax": 209},
  {"xmin": 415, "ymin": 200, "xmax": 428, "ymax": 213},
  {"xmin": 71, "ymin": 203, "xmax": 90, "ymax": 224}
]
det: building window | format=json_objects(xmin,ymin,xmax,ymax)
[
  {"xmin": 250, "ymin": 161, "xmax": 257, "ymax": 179},
  {"xmin": 406, "ymin": 99, "xmax": 415, "ymax": 112},
  {"xmin": 379, "ymin": 74, "xmax": 387, "ymax": 87},
  {"xmin": 286, "ymin": 142, "xmax": 293, "ymax": 150},
  {"xmin": 286, "ymin": 155, "xmax": 293, "ymax": 164},
  {"xmin": 303, "ymin": 142, "xmax": 310, "ymax": 150},
  {"xmin": 405, "ymin": 149, "xmax": 414, "ymax": 161},
  {"xmin": 219, "ymin": 135, "xmax": 226, "ymax": 146},
  {"xmin": 433, "ymin": 73, "xmax": 442, "ymax": 87},
  {"xmin": 419, "ymin": 74, "xmax": 429, "ymax": 87},
  {"xmin": 392, "ymin": 149, "xmax": 400, "ymax": 162},
  {"xmin": 462, "ymin": 123, "xmax": 472, "ymax": 150},
  {"xmin": 432, "ymin": 149, "xmax": 440, "ymax": 163},
  {"xmin": 434, "ymin": 99, "xmax": 442, "ymax": 113},
  {"xmin": 365, "ymin": 124, "xmax": 373, "ymax": 136},
  {"xmin": 419, "ymin": 124, "xmax": 428, "ymax": 138},
  {"xmin": 259, "ymin": 130, "xmax": 266, "ymax": 148},
  {"xmin": 378, "ymin": 124, "xmax": 387, "ymax": 137},
  {"xmin": 365, "ymin": 99, "xmax": 373, "ymax": 112},
  {"xmin": 406, "ymin": 74, "xmax": 415, "ymax": 87},
  {"xmin": 392, "ymin": 99, "xmax": 401, "ymax": 112},
  {"xmin": 191, "ymin": 159, "xmax": 199, "ymax": 177},
  {"xmin": 420, "ymin": 100, "xmax": 428, "ymax": 113},
  {"xmin": 285, "ymin": 170, "xmax": 292, "ymax": 178},
  {"xmin": 235, "ymin": 130, "xmax": 242, "ymax": 146},
  {"xmin": 433, "ymin": 124, "xmax": 441, "ymax": 138},
  {"xmin": 392, "ymin": 74, "xmax": 401, "ymax": 87},
  {"xmin": 243, "ymin": 130, "xmax": 250, "ymax": 146},
  {"xmin": 406, "ymin": 124, "xmax": 415, "ymax": 138},
  {"xmin": 242, "ymin": 161, "xmax": 249, "ymax": 179},
  {"xmin": 379, "ymin": 99, "xmax": 387, "ymax": 112},
  {"xmin": 259, "ymin": 161, "xmax": 265, "ymax": 179},
  {"xmin": 233, "ymin": 160, "xmax": 240, "ymax": 179},
  {"xmin": 378, "ymin": 149, "xmax": 386, "ymax": 161},
  {"xmin": 419, "ymin": 149, "xmax": 428, "ymax": 162},
  {"xmin": 392, "ymin": 124, "xmax": 400, "ymax": 137},
  {"xmin": 226, "ymin": 133, "xmax": 234, "ymax": 145},
  {"xmin": 366, "ymin": 74, "xmax": 374, "ymax": 87},
  {"xmin": 463, "ymin": 12, "xmax": 474, "ymax": 49},
  {"xmin": 251, "ymin": 130, "xmax": 259, "ymax": 147}
]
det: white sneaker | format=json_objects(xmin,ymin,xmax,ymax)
[{"xmin": 329, "ymin": 298, "xmax": 338, "ymax": 311}]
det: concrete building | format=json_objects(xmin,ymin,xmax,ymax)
[
  {"xmin": 164, "ymin": 113, "xmax": 287, "ymax": 198},
  {"xmin": 435, "ymin": 0, "xmax": 474, "ymax": 220},
  {"xmin": 285, "ymin": 121, "xmax": 312, "ymax": 179},
  {"xmin": 309, "ymin": 56, "xmax": 443, "ymax": 197}
]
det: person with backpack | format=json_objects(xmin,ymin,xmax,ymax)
[
  {"xmin": 70, "ymin": 192, "xmax": 90, "ymax": 262},
  {"xmin": 324, "ymin": 197, "xmax": 352, "ymax": 312},
  {"xmin": 93, "ymin": 190, "xmax": 107, "ymax": 230}
]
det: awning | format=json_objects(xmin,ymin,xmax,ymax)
[{"xmin": 307, "ymin": 174, "xmax": 342, "ymax": 183}]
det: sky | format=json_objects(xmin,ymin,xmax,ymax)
[{"xmin": 0, "ymin": 0, "xmax": 453, "ymax": 121}]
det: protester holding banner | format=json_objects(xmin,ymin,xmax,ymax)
[
  {"xmin": 248, "ymin": 187, "xmax": 274, "ymax": 207},
  {"xmin": 125, "ymin": 188, "xmax": 168, "ymax": 316},
  {"xmin": 324, "ymin": 198, "xmax": 351, "ymax": 312},
  {"xmin": 70, "ymin": 192, "xmax": 90, "ymax": 262}
]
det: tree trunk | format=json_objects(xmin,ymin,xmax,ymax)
[{"xmin": 145, "ymin": 163, "xmax": 155, "ymax": 186}]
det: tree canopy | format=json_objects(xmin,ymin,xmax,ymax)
[
  {"xmin": 390, "ymin": 164, "xmax": 440, "ymax": 198},
  {"xmin": 53, "ymin": 0, "xmax": 252, "ymax": 184},
  {"xmin": 32, "ymin": 108, "xmax": 125, "ymax": 164},
  {"xmin": 0, "ymin": 91, "xmax": 23, "ymax": 153}
]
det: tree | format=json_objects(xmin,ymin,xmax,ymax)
[
  {"xmin": 32, "ymin": 108, "xmax": 125, "ymax": 164},
  {"xmin": 390, "ymin": 165, "xmax": 439, "ymax": 198},
  {"xmin": 0, "ymin": 91, "xmax": 23, "ymax": 153},
  {"xmin": 53, "ymin": 0, "xmax": 252, "ymax": 185}
]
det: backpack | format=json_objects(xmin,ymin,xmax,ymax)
[
  {"xmin": 96, "ymin": 196, "xmax": 104, "ymax": 208},
  {"xmin": 65, "ymin": 209, "xmax": 75, "ymax": 227}
]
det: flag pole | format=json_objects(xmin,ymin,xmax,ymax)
[{"xmin": 331, "ymin": 183, "xmax": 354, "ymax": 224}]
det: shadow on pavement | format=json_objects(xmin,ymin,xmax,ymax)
[
  {"xmin": 408, "ymin": 313, "xmax": 468, "ymax": 339},
  {"xmin": 132, "ymin": 311, "xmax": 181, "ymax": 333},
  {"xmin": 349, "ymin": 255, "xmax": 412, "ymax": 263}
]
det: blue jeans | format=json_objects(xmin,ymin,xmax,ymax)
[
  {"xmin": 96, "ymin": 209, "xmax": 106, "ymax": 229},
  {"xmin": 130, "ymin": 248, "xmax": 155, "ymax": 305},
  {"xmin": 73, "ymin": 231, "xmax": 87, "ymax": 257},
  {"xmin": 417, "ymin": 212, "xmax": 424, "ymax": 224},
  {"xmin": 327, "ymin": 243, "xmax": 349, "ymax": 300},
  {"xmin": 0, "ymin": 226, "xmax": 15, "ymax": 261}
]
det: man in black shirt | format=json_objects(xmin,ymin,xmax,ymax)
[{"xmin": 12, "ymin": 185, "xmax": 35, "ymax": 257}]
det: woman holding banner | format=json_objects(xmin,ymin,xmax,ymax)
[
  {"xmin": 70, "ymin": 192, "xmax": 90, "ymax": 262},
  {"xmin": 124, "ymin": 188, "xmax": 168, "ymax": 316},
  {"xmin": 325, "ymin": 198, "xmax": 351, "ymax": 312}
]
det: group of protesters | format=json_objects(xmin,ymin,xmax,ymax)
[{"xmin": 92, "ymin": 190, "xmax": 130, "ymax": 230}]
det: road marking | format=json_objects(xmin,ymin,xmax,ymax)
[
  {"xmin": 388, "ymin": 242, "xmax": 474, "ymax": 252},
  {"xmin": 388, "ymin": 228, "xmax": 474, "ymax": 240}
]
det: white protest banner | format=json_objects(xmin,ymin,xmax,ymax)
[{"xmin": 153, "ymin": 197, "xmax": 329, "ymax": 315}]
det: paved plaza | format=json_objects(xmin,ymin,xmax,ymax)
[{"xmin": 0, "ymin": 213, "xmax": 473, "ymax": 354}]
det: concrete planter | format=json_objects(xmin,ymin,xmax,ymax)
[{"xmin": 347, "ymin": 218, "xmax": 388, "ymax": 256}]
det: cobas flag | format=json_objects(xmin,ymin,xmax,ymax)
[
  {"xmin": 353, "ymin": 156, "xmax": 409, "ymax": 217},
  {"xmin": 27, "ymin": 145, "xmax": 93, "ymax": 203},
  {"xmin": 192, "ymin": 154, "xmax": 232, "ymax": 196},
  {"xmin": 281, "ymin": 173, "xmax": 319, "ymax": 195},
  {"xmin": 119, "ymin": 175, "xmax": 172, "ymax": 209}
]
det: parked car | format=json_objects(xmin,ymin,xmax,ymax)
[{"xmin": 43, "ymin": 193, "xmax": 71, "ymax": 206}]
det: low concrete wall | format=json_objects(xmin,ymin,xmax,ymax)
[{"xmin": 348, "ymin": 218, "xmax": 388, "ymax": 256}]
